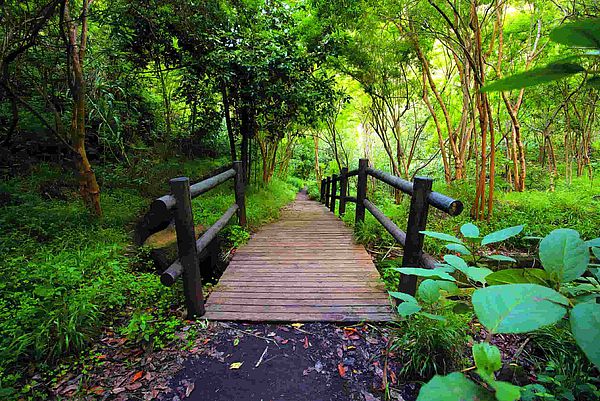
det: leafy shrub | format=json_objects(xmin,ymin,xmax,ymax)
[
  {"xmin": 222, "ymin": 225, "xmax": 251, "ymax": 248},
  {"xmin": 391, "ymin": 310, "xmax": 471, "ymax": 379},
  {"xmin": 402, "ymin": 225, "xmax": 600, "ymax": 401},
  {"xmin": 305, "ymin": 179, "xmax": 320, "ymax": 199},
  {"xmin": 0, "ymin": 158, "xmax": 242, "ymax": 393}
]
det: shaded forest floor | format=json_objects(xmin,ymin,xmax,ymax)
[
  {"xmin": 50, "ymin": 318, "xmax": 537, "ymax": 401},
  {"xmin": 57, "ymin": 321, "xmax": 412, "ymax": 401}
]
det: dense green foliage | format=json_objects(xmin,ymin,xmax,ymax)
[{"xmin": 0, "ymin": 159, "xmax": 297, "ymax": 394}]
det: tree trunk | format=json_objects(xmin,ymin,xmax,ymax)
[
  {"xmin": 221, "ymin": 82, "xmax": 236, "ymax": 162},
  {"xmin": 65, "ymin": 0, "xmax": 101, "ymax": 216},
  {"xmin": 313, "ymin": 132, "xmax": 321, "ymax": 182}
]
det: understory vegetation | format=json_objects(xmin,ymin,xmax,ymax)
[{"xmin": 0, "ymin": 159, "xmax": 297, "ymax": 396}]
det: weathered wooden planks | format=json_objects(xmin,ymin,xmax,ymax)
[{"xmin": 203, "ymin": 192, "xmax": 395, "ymax": 322}]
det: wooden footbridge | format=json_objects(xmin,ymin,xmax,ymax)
[{"xmin": 139, "ymin": 159, "xmax": 463, "ymax": 322}]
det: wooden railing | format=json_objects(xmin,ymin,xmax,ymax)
[
  {"xmin": 148, "ymin": 161, "xmax": 246, "ymax": 318},
  {"xmin": 320, "ymin": 158, "xmax": 464, "ymax": 295}
]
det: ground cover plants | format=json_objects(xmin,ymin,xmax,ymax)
[
  {"xmin": 0, "ymin": 159, "xmax": 298, "ymax": 398},
  {"xmin": 387, "ymin": 224, "xmax": 600, "ymax": 400}
]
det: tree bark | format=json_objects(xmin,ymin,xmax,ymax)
[
  {"xmin": 64, "ymin": 0, "xmax": 102, "ymax": 216},
  {"xmin": 221, "ymin": 82, "xmax": 236, "ymax": 162}
]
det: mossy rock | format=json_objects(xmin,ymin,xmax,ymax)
[{"xmin": 143, "ymin": 222, "xmax": 204, "ymax": 269}]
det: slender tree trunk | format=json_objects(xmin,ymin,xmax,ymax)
[
  {"xmin": 2, "ymin": 95, "xmax": 19, "ymax": 147},
  {"xmin": 155, "ymin": 59, "xmax": 172, "ymax": 141},
  {"xmin": 313, "ymin": 132, "xmax": 321, "ymax": 182},
  {"xmin": 221, "ymin": 82, "xmax": 236, "ymax": 162},
  {"xmin": 64, "ymin": 0, "xmax": 101, "ymax": 216},
  {"xmin": 414, "ymin": 37, "xmax": 457, "ymax": 182},
  {"xmin": 419, "ymin": 68, "xmax": 451, "ymax": 183},
  {"xmin": 239, "ymin": 104, "xmax": 253, "ymax": 184}
]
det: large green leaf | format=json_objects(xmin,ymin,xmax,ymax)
[
  {"xmin": 587, "ymin": 238, "xmax": 600, "ymax": 247},
  {"xmin": 388, "ymin": 291, "xmax": 418, "ymax": 303},
  {"xmin": 445, "ymin": 243, "xmax": 471, "ymax": 255},
  {"xmin": 444, "ymin": 255, "xmax": 492, "ymax": 284},
  {"xmin": 521, "ymin": 384, "xmax": 548, "ymax": 401},
  {"xmin": 570, "ymin": 302, "xmax": 600, "ymax": 369},
  {"xmin": 539, "ymin": 229, "xmax": 590, "ymax": 282},
  {"xmin": 473, "ymin": 343, "xmax": 502, "ymax": 375},
  {"xmin": 549, "ymin": 19, "xmax": 600, "ymax": 48},
  {"xmin": 397, "ymin": 301, "xmax": 421, "ymax": 317},
  {"xmin": 486, "ymin": 269, "xmax": 550, "ymax": 286},
  {"xmin": 391, "ymin": 267, "xmax": 456, "ymax": 281},
  {"xmin": 417, "ymin": 279, "xmax": 459, "ymax": 304},
  {"xmin": 481, "ymin": 225, "xmax": 524, "ymax": 245},
  {"xmin": 443, "ymin": 254, "xmax": 469, "ymax": 270},
  {"xmin": 592, "ymin": 247, "xmax": 600, "ymax": 260},
  {"xmin": 472, "ymin": 284, "xmax": 568, "ymax": 333},
  {"xmin": 460, "ymin": 223, "xmax": 480, "ymax": 238},
  {"xmin": 490, "ymin": 380, "xmax": 522, "ymax": 401},
  {"xmin": 481, "ymin": 63, "xmax": 584, "ymax": 92},
  {"xmin": 420, "ymin": 230, "xmax": 463, "ymax": 244},
  {"xmin": 416, "ymin": 373, "xmax": 494, "ymax": 401}
]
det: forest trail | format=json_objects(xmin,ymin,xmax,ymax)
[{"xmin": 203, "ymin": 192, "xmax": 395, "ymax": 322}]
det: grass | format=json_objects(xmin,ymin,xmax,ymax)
[
  {"xmin": 529, "ymin": 323, "xmax": 600, "ymax": 400},
  {"xmin": 0, "ymin": 157, "xmax": 298, "ymax": 396},
  {"xmin": 390, "ymin": 309, "xmax": 472, "ymax": 379}
]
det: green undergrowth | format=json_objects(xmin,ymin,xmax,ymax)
[
  {"xmin": 0, "ymin": 159, "xmax": 298, "ymax": 396},
  {"xmin": 312, "ymin": 174, "xmax": 600, "ymax": 258}
]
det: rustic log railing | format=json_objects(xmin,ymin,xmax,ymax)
[
  {"xmin": 151, "ymin": 161, "xmax": 246, "ymax": 318},
  {"xmin": 320, "ymin": 158, "xmax": 463, "ymax": 296}
]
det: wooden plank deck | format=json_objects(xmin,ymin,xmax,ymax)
[{"xmin": 203, "ymin": 192, "xmax": 395, "ymax": 322}]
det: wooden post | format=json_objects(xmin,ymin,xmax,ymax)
[
  {"xmin": 339, "ymin": 167, "xmax": 348, "ymax": 216},
  {"xmin": 355, "ymin": 159, "xmax": 368, "ymax": 227},
  {"xmin": 400, "ymin": 176, "xmax": 433, "ymax": 295},
  {"xmin": 170, "ymin": 177, "xmax": 205, "ymax": 318},
  {"xmin": 330, "ymin": 174, "xmax": 338, "ymax": 213},
  {"xmin": 233, "ymin": 161, "xmax": 247, "ymax": 227},
  {"xmin": 320, "ymin": 179, "xmax": 326, "ymax": 203},
  {"xmin": 325, "ymin": 177, "xmax": 331, "ymax": 208}
]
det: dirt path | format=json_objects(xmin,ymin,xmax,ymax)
[{"xmin": 167, "ymin": 321, "xmax": 416, "ymax": 401}]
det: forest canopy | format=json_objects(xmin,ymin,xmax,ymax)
[{"xmin": 2, "ymin": 1, "xmax": 599, "ymax": 219}]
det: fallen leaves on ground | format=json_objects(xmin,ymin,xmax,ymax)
[{"xmin": 337, "ymin": 363, "xmax": 347, "ymax": 377}]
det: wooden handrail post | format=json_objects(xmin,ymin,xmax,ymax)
[
  {"xmin": 339, "ymin": 167, "xmax": 348, "ymax": 216},
  {"xmin": 320, "ymin": 179, "xmax": 326, "ymax": 203},
  {"xmin": 233, "ymin": 161, "xmax": 247, "ymax": 227},
  {"xmin": 325, "ymin": 177, "xmax": 331, "ymax": 208},
  {"xmin": 355, "ymin": 159, "xmax": 368, "ymax": 227},
  {"xmin": 330, "ymin": 174, "xmax": 338, "ymax": 213},
  {"xmin": 400, "ymin": 176, "xmax": 433, "ymax": 295},
  {"xmin": 170, "ymin": 177, "xmax": 205, "ymax": 318}
]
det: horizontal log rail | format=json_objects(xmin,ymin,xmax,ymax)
[
  {"xmin": 320, "ymin": 158, "xmax": 463, "ymax": 295},
  {"xmin": 150, "ymin": 167, "xmax": 236, "ymax": 216},
  {"xmin": 160, "ymin": 204, "xmax": 239, "ymax": 286},
  {"xmin": 139, "ymin": 161, "xmax": 246, "ymax": 319},
  {"xmin": 363, "ymin": 199, "xmax": 436, "ymax": 270},
  {"xmin": 366, "ymin": 167, "xmax": 463, "ymax": 216}
]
